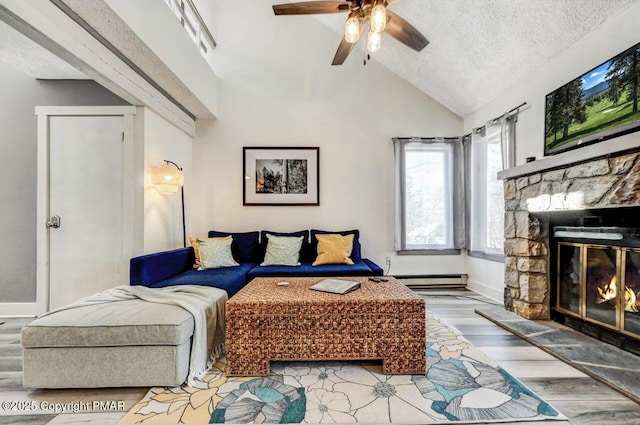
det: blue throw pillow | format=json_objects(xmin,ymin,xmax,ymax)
[
  {"xmin": 208, "ymin": 230, "xmax": 260, "ymax": 263},
  {"xmin": 260, "ymin": 230, "xmax": 312, "ymax": 262},
  {"xmin": 311, "ymin": 229, "xmax": 361, "ymax": 261}
]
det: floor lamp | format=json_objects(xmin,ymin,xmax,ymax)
[{"xmin": 151, "ymin": 160, "xmax": 186, "ymax": 248}]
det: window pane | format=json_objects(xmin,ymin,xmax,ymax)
[
  {"xmin": 486, "ymin": 141, "xmax": 504, "ymax": 252},
  {"xmin": 404, "ymin": 148, "xmax": 450, "ymax": 248}
]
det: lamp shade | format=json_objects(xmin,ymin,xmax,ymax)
[{"xmin": 151, "ymin": 163, "xmax": 184, "ymax": 194}]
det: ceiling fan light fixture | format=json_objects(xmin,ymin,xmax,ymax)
[
  {"xmin": 367, "ymin": 29, "xmax": 382, "ymax": 53},
  {"xmin": 272, "ymin": 1, "xmax": 429, "ymax": 66},
  {"xmin": 345, "ymin": 13, "xmax": 360, "ymax": 44},
  {"xmin": 370, "ymin": 2, "xmax": 387, "ymax": 33}
]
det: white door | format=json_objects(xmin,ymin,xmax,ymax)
[{"xmin": 46, "ymin": 114, "xmax": 126, "ymax": 310}]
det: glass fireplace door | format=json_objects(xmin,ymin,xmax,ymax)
[
  {"xmin": 623, "ymin": 249, "xmax": 640, "ymax": 336},
  {"xmin": 557, "ymin": 243, "xmax": 582, "ymax": 316},
  {"xmin": 585, "ymin": 246, "xmax": 620, "ymax": 329}
]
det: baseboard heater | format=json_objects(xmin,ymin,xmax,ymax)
[{"xmin": 392, "ymin": 274, "xmax": 468, "ymax": 289}]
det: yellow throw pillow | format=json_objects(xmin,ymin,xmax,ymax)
[
  {"xmin": 189, "ymin": 236, "xmax": 202, "ymax": 268},
  {"xmin": 313, "ymin": 233, "xmax": 355, "ymax": 266}
]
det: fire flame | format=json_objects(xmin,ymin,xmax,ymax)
[{"xmin": 596, "ymin": 276, "xmax": 639, "ymax": 312}]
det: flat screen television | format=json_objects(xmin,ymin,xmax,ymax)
[{"xmin": 544, "ymin": 41, "xmax": 640, "ymax": 156}]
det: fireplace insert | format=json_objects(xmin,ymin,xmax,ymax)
[{"xmin": 553, "ymin": 226, "xmax": 640, "ymax": 351}]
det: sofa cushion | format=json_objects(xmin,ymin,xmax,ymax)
[
  {"xmin": 150, "ymin": 262, "xmax": 255, "ymax": 298},
  {"xmin": 130, "ymin": 247, "xmax": 194, "ymax": 286},
  {"xmin": 197, "ymin": 236, "xmax": 239, "ymax": 270},
  {"xmin": 363, "ymin": 258, "xmax": 384, "ymax": 275},
  {"xmin": 22, "ymin": 299, "xmax": 196, "ymax": 348},
  {"xmin": 311, "ymin": 229, "xmax": 361, "ymax": 261},
  {"xmin": 248, "ymin": 259, "xmax": 375, "ymax": 278},
  {"xmin": 312, "ymin": 233, "xmax": 355, "ymax": 266},
  {"xmin": 260, "ymin": 230, "xmax": 312, "ymax": 262},
  {"xmin": 208, "ymin": 230, "xmax": 260, "ymax": 263},
  {"xmin": 261, "ymin": 234, "xmax": 304, "ymax": 266}
]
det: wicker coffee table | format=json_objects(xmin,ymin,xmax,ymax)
[{"xmin": 225, "ymin": 276, "xmax": 426, "ymax": 376}]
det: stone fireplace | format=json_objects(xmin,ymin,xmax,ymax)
[{"xmin": 502, "ymin": 146, "xmax": 640, "ymax": 323}]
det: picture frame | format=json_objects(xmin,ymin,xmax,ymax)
[{"xmin": 243, "ymin": 147, "xmax": 319, "ymax": 206}]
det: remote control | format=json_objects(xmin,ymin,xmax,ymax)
[{"xmin": 369, "ymin": 276, "xmax": 389, "ymax": 282}]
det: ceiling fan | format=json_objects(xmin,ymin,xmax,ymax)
[{"xmin": 272, "ymin": 0, "xmax": 429, "ymax": 65}]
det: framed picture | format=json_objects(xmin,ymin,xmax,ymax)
[{"xmin": 243, "ymin": 147, "xmax": 319, "ymax": 206}]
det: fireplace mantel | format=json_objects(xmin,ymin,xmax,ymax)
[{"xmin": 498, "ymin": 132, "xmax": 640, "ymax": 180}]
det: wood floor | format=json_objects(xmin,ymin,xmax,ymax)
[
  {"xmin": 0, "ymin": 288, "xmax": 639, "ymax": 425},
  {"xmin": 420, "ymin": 289, "xmax": 640, "ymax": 425}
]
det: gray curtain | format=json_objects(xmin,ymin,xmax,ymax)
[{"xmin": 500, "ymin": 114, "xmax": 517, "ymax": 169}]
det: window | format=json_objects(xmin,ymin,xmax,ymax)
[
  {"xmin": 394, "ymin": 116, "xmax": 516, "ymax": 260},
  {"xmin": 404, "ymin": 144, "xmax": 453, "ymax": 248},
  {"xmin": 164, "ymin": 0, "xmax": 216, "ymax": 57},
  {"xmin": 394, "ymin": 138, "xmax": 465, "ymax": 252},
  {"xmin": 469, "ymin": 124, "xmax": 505, "ymax": 258}
]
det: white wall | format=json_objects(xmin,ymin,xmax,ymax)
[
  {"xmin": 466, "ymin": 256, "xmax": 505, "ymax": 303},
  {"xmin": 463, "ymin": 1, "xmax": 640, "ymax": 301},
  {"xmin": 142, "ymin": 107, "xmax": 193, "ymax": 254},
  {"xmin": 191, "ymin": 0, "xmax": 463, "ymax": 271}
]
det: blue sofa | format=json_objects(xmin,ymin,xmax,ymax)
[{"xmin": 130, "ymin": 229, "xmax": 383, "ymax": 298}]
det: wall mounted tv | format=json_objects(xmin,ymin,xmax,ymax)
[{"xmin": 545, "ymin": 41, "xmax": 640, "ymax": 156}]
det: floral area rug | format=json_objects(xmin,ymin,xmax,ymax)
[{"xmin": 119, "ymin": 313, "xmax": 565, "ymax": 424}]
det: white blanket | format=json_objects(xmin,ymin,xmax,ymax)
[{"xmin": 42, "ymin": 285, "xmax": 228, "ymax": 387}]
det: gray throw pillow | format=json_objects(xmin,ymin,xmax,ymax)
[
  {"xmin": 261, "ymin": 234, "xmax": 304, "ymax": 266},
  {"xmin": 197, "ymin": 236, "xmax": 239, "ymax": 270}
]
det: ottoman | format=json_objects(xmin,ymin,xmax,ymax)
[
  {"xmin": 21, "ymin": 287, "xmax": 226, "ymax": 389},
  {"xmin": 226, "ymin": 276, "xmax": 426, "ymax": 376}
]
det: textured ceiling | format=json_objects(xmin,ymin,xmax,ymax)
[{"xmin": 311, "ymin": 0, "xmax": 639, "ymax": 116}]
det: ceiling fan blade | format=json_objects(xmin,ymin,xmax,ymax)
[
  {"xmin": 273, "ymin": 1, "xmax": 352, "ymax": 15},
  {"xmin": 385, "ymin": 10, "xmax": 429, "ymax": 52},
  {"xmin": 331, "ymin": 36, "xmax": 358, "ymax": 66}
]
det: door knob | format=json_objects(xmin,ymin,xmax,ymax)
[{"xmin": 46, "ymin": 215, "xmax": 61, "ymax": 229}]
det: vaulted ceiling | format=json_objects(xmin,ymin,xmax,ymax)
[{"xmin": 1, "ymin": 0, "xmax": 638, "ymax": 119}]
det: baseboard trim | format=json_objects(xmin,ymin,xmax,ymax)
[
  {"xmin": 466, "ymin": 279, "xmax": 503, "ymax": 304},
  {"xmin": 394, "ymin": 274, "xmax": 468, "ymax": 290},
  {"xmin": 0, "ymin": 303, "xmax": 39, "ymax": 318}
]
